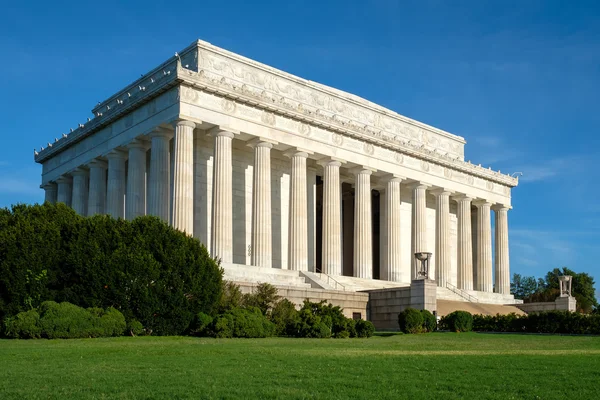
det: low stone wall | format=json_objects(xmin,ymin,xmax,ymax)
[
  {"xmin": 236, "ymin": 282, "xmax": 369, "ymax": 319},
  {"xmin": 516, "ymin": 296, "xmax": 576, "ymax": 313}
]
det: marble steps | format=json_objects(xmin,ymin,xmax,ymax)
[{"xmin": 221, "ymin": 263, "xmax": 312, "ymax": 288}]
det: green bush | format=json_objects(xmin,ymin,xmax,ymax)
[
  {"xmin": 208, "ymin": 307, "xmax": 274, "ymax": 338},
  {"xmin": 355, "ymin": 319, "xmax": 375, "ymax": 338},
  {"xmin": 398, "ymin": 308, "xmax": 424, "ymax": 334},
  {"xmin": 127, "ymin": 319, "xmax": 144, "ymax": 336},
  {"xmin": 270, "ymin": 299, "xmax": 299, "ymax": 336},
  {"xmin": 242, "ymin": 283, "xmax": 280, "ymax": 316},
  {"xmin": 4, "ymin": 310, "xmax": 41, "ymax": 339},
  {"xmin": 440, "ymin": 311, "xmax": 473, "ymax": 332},
  {"xmin": 5, "ymin": 301, "xmax": 126, "ymax": 339},
  {"xmin": 421, "ymin": 310, "xmax": 437, "ymax": 332},
  {"xmin": 0, "ymin": 203, "xmax": 223, "ymax": 337},
  {"xmin": 471, "ymin": 311, "xmax": 600, "ymax": 335}
]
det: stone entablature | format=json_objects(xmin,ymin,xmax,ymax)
[{"xmin": 35, "ymin": 40, "xmax": 518, "ymax": 192}]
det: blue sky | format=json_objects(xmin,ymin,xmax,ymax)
[{"xmin": 1, "ymin": 1, "xmax": 599, "ymax": 293}]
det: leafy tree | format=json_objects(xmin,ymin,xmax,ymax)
[
  {"xmin": 242, "ymin": 282, "xmax": 281, "ymax": 316},
  {"xmin": 511, "ymin": 273, "xmax": 540, "ymax": 299}
]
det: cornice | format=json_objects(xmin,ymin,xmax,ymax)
[{"xmin": 178, "ymin": 66, "xmax": 518, "ymax": 188}]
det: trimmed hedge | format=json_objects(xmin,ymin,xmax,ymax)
[
  {"xmin": 0, "ymin": 203, "xmax": 223, "ymax": 336},
  {"xmin": 398, "ymin": 308, "xmax": 424, "ymax": 333},
  {"xmin": 473, "ymin": 311, "xmax": 600, "ymax": 334},
  {"xmin": 440, "ymin": 311, "xmax": 473, "ymax": 332},
  {"xmin": 4, "ymin": 301, "xmax": 126, "ymax": 339},
  {"xmin": 421, "ymin": 310, "xmax": 437, "ymax": 333}
]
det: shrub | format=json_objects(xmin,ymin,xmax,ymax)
[
  {"xmin": 355, "ymin": 319, "xmax": 375, "ymax": 338},
  {"xmin": 127, "ymin": 319, "xmax": 144, "ymax": 336},
  {"xmin": 0, "ymin": 204, "xmax": 223, "ymax": 337},
  {"xmin": 190, "ymin": 312, "xmax": 213, "ymax": 336},
  {"xmin": 5, "ymin": 301, "xmax": 126, "ymax": 339},
  {"xmin": 421, "ymin": 310, "xmax": 437, "ymax": 332},
  {"xmin": 441, "ymin": 311, "xmax": 473, "ymax": 332},
  {"xmin": 4, "ymin": 310, "xmax": 41, "ymax": 339},
  {"xmin": 270, "ymin": 299, "xmax": 299, "ymax": 336},
  {"xmin": 242, "ymin": 283, "xmax": 281, "ymax": 316},
  {"xmin": 398, "ymin": 308, "xmax": 424, "ymax": 334}
]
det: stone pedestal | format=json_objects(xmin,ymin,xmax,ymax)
[
  {"xmin": 410, "ymin": 279, "xmax": 437, "ymax": 313},
  {"xmin": 172, "ymin": 121, "xmax": 195, "ymax": 234},
  {"xmin": 554, "ymin": 296, "xmax": 577, "ymax": 312}
]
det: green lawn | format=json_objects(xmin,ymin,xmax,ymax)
[{"xmin": 1, "ymin": 333, "xmax": 599, "ymax": 399}]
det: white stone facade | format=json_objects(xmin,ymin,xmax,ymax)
[{"xmin": 35, "ymin": 40, "xmax": 518, "ymax": 301}]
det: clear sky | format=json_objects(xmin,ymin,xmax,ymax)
[{"xmin": 1, "ymin": 1, "xmax": 599, "ymax": 293}]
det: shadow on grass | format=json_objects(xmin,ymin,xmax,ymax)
[{"xmin": 373, "ymin": 331, "xmax": 403, "ymax": 337}]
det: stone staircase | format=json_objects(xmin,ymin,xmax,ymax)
[{"xmin": 221, "ymin": 263, "xmax": 312, "ymax": 288}]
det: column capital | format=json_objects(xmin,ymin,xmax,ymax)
[
  {"xmin": 208, "ymin": 125, "xmax": 239, "ymax": 138},
  {"xmin": 431, "ymin": 188, "xmax": 453, "ymax": 197},
  {"xmin": 473, "ymin": 199, "xmax": 493, "ymax": 208},
  {"xmin": 283, "ymin": 147, "xmax": 313, "ymax": 158},
  {"xmin": 247, "ymin": 137, "xmax": 278, "ymax": 149},
  {"xmin": 349, "ymin": 166, "xmax": 376, "ymax": 176},
  {"xmin": 41, "ymin": 182, "xmax": 56, "ymax": 190},
  {"xmin": 87, "ymin": 159, "xmax": 108, "ymax": 169},
  {"xmin": 317, "ymin": 156, "xmax": 344, "ymax": 168},
  {"xmin": 106, "ymin": 149, "xmax": 128, "ymax": 160},
  {"xmin": 407, "ymin": 181, "xmax": 431, "ymax": 190},
  {"xmin": 127, "ymin": 137, "xmax": 150, "ymax": 150},
  {"xmin": 383, "ymin": 173, "xmax": 406, "ymax": 183},
  {"xmin": 71, "ymin": 167, "xmax": 89, "ymax": 176},
  {"xmin": 452, "ymin": 194, "xmax": 473, "ymax": 203},
  {"xmin": 174, "ymin": 119, "xmax": 198, "ymax": 129},
  {"xmin": 55, "ymin": 175, "xmax": 72, "ymax": 184},
  {"xmin": 148, "ymin": 127, "xmax": 174, "ymax": 139},
  {"xmin": 492, "ymin": 204, "xmax": 512, "ymax": 212}
]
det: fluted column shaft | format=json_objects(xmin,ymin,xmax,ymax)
[
  {"xmin": 106, "ymin": 150, "xmax": 127, "ymax": 219},
  {"xmin": 321, "ymin": 159, "xmax": 342, "ymax": 275},
  {"xmin": 495, "ymin": 207, "xmax": 510, "ymax": 294},
  {"xmin": 411, "ymin": 184, "xmax": 428, "ymax": 280},
  {"xmin": 56, "ymin": 177, "xmax": 72, "ymax": 207},
  {"xmin": 42, "ymin": 183, "xmax": 57, "ymax": 204},
  {"xmin": 148, "ymin": 129, "xmax": 173, "ymax": 222},
  {"xmin": 250, "ymin": 141, "xmax": 273, "ymax": 267},
  {"xmin": 211, "ymin": 131, "xmax": 234, "ymax": 263},
  {"xmin": 307, "ymin": 167, "xmax": 317, "ymax": 272},
  {"xmin": 383, "ymin": 177, "xmax": 403, "ymax": 282},
  {"xmin": 475, "ymin": 201, "xmax": 493, "ymax": 292},
  {"xmin": 171, "ymin": 121, "xmax": 195, "ymax": 234},
  {"xmin": 288, "ymin": 151, "xmax": 309, "ymax": 271},
  {"xmin": 456, "ymin": 196, "xmax": 474, "ymax": 290},
  {"xmin": 126, "ymin": 139, "xmax": 149, "ymax": 220},
  {"xmin": 353, "ymin": 168, "xmax": 373, "ymax": 278},
  {"xmin": 71, "ymin": 168, "xmax": 89, "ymax": 216},
  {"xmin": 434, "ymin": 191, "xmax": 451, "ymax": 287},
  {"xmin": 87, "ymin": 160, "xmax": 107, "ymax": 216}
]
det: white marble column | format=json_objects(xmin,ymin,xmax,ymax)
[
  {"xmin": 211, "ymin": 128, "xmax": 235, "ymax": 263},
  {"xmin": 494, "ymin": 206, "xmax": 511, "ymax": 294},
  {"xmin": 87, "ymin": 159, "xmax": 107, "ymax": 216},
  {"xmin": 455, "ymin": 196, "xmax": 474, "ymax": 290},
  {"xmin": 42, "ymin": 183, "xmax": 57, "ymax": 204},
  {"xmin": 56, "ymin": 176, "xmax": 72, "ymax": 207},
  {"xmin": 320, "ymin": 158, "xmax": 343, "ymax": 275},
  {"xmin": 287, "ymin": 149, "xmax": 309, "ymax": 271},
  {"xmin": 433, "ymin": 190, "xmax": 451, "ymax": 288},
  {"xmin": 249, "ymin": 139, "xmax": 274, "ymax": 268},
  {"xmin": 410, "ymin": 183, "xmax": 429, "ymax": 280},
  {"xmin": 148, "ymin": 128, "xmax": 173, "ymax": 223},
  {"xmin": 106, "ymin": 150, "xmax": 127, "ymax": 219},
  {"xmin": 383, "ymin": 176, "xmax": 404, "ymax": 282},
  {"xmin": 172, "ymin": 121, "xmax": 195, "ymax": 234},
  {"xmin": 352, "ymin": 167, "xmax": 373, "ymax": 279},
  {"xmin": 307, "ymin": 167, "xmax": 317, "ymax": 272},
  {"xmin": 126, "ymin": 139, "xmax": 149, "ymax": 220},
  {"xmin": 475, "ymin": 201, "xmax": 493, "ymax": 292},
  {"xmin": 71, "ymin": 168, "xmax": 89, "ymax": 216}
]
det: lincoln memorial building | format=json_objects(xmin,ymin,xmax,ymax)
[{"xmin": 35, "ymin": 40, "xmax": 520, "ymax": 320}]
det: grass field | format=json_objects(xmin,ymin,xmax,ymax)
[{"xmin": 1, "ymin": 333, "xmax": 599, "ymax": 399}]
